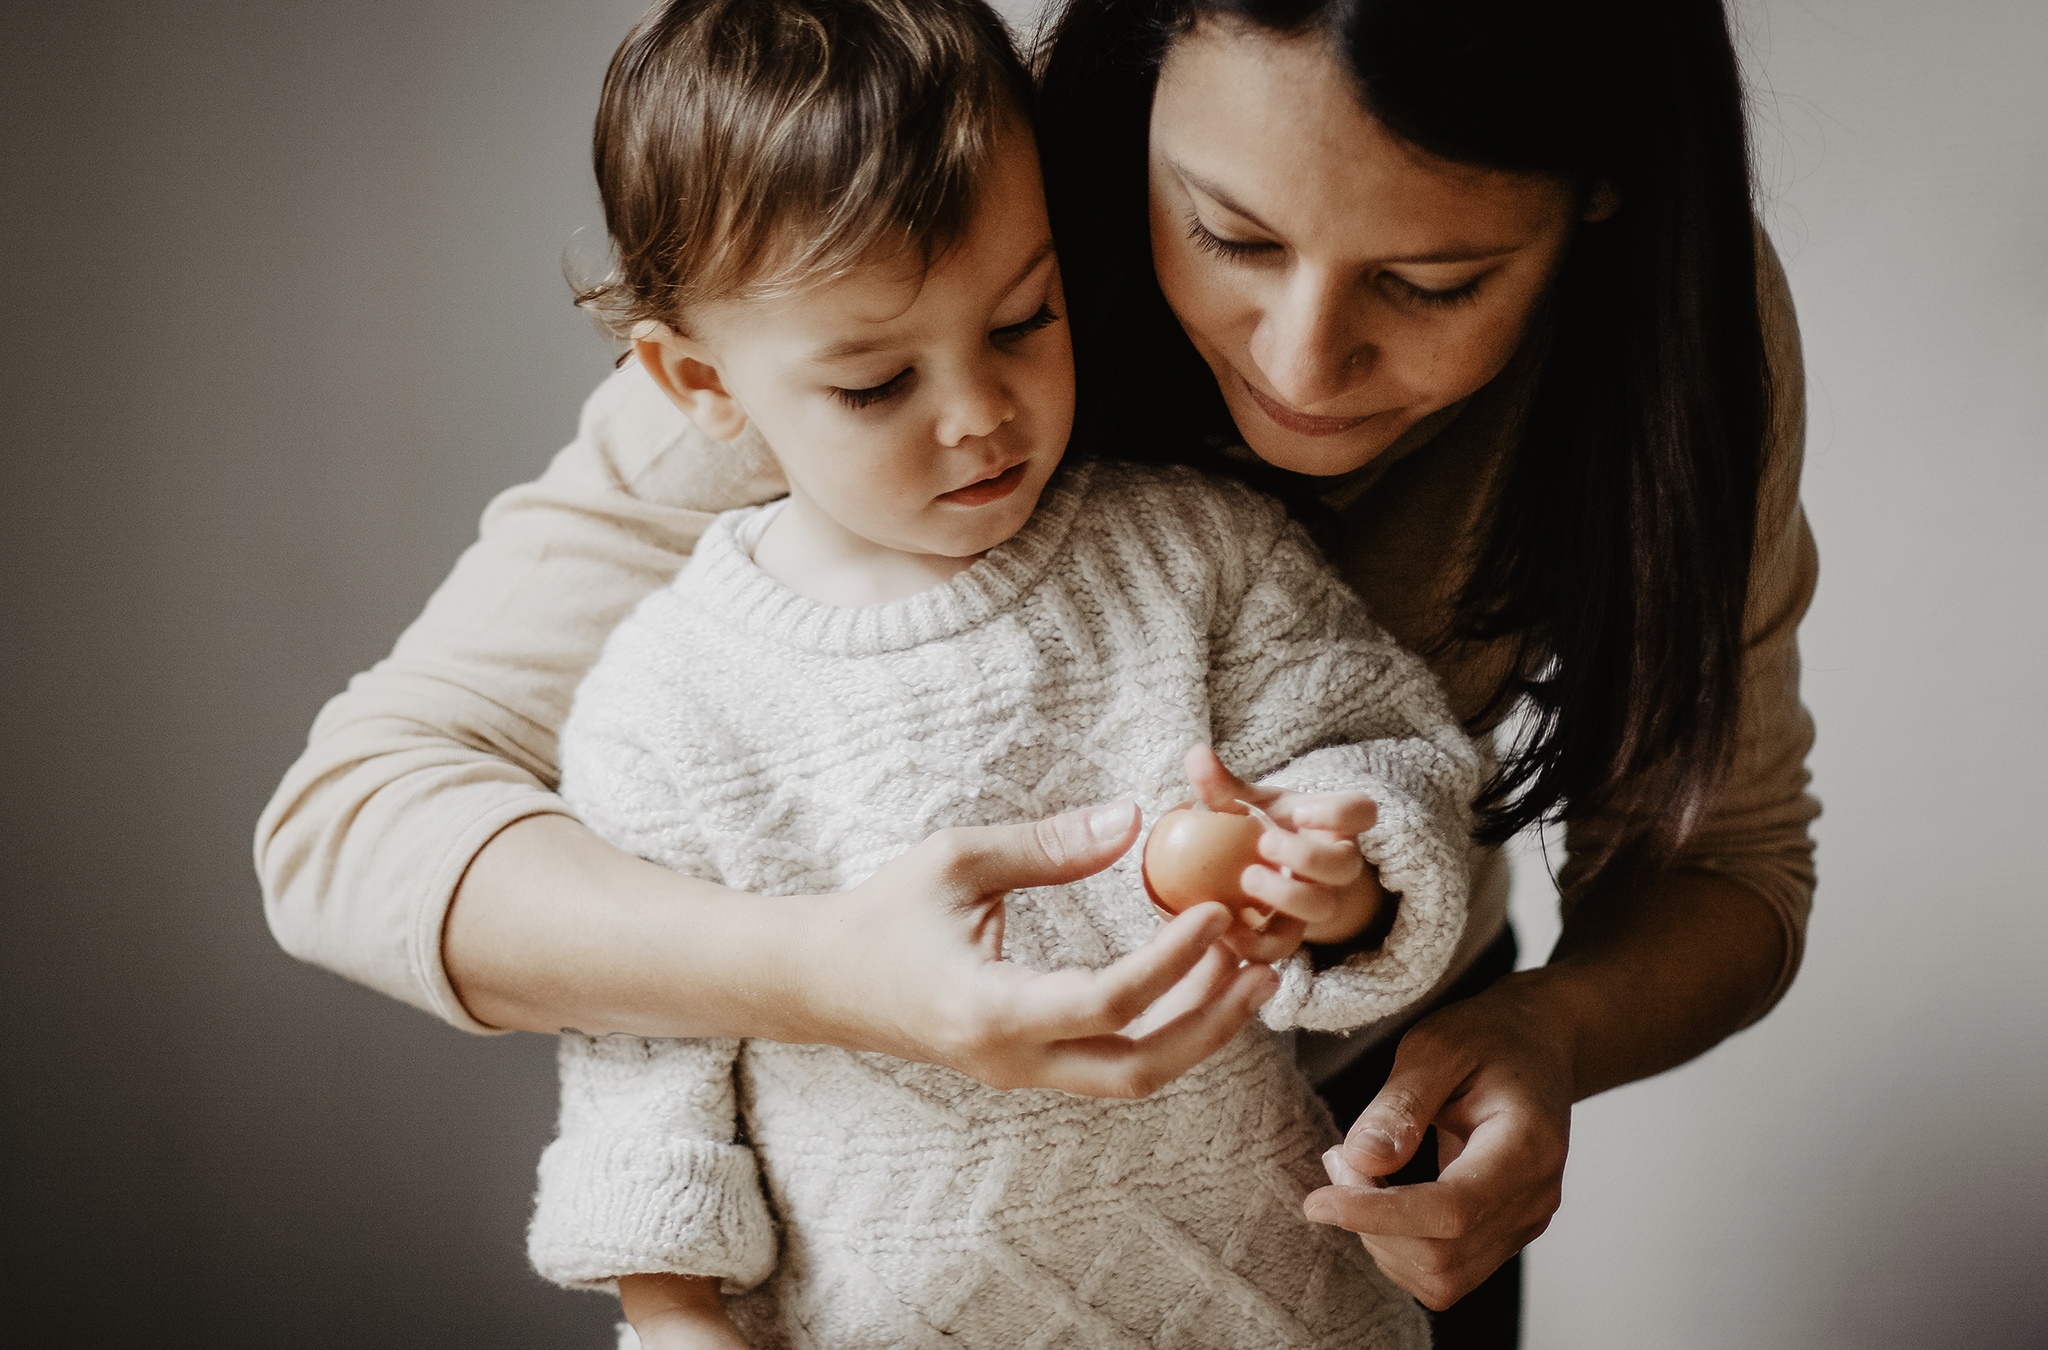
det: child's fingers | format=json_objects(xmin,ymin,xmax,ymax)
[
  {"xmin": 1256, "ymin": 826, "xmax": 1364, "ymax": 886},
  {"xmin": 1183, "ymin": 744, "xmax": 1277, "ymax": 814},
  {"xmin": 1269, "ymin": 790, "xmax": 1378, "ymax": 838},
  {"xmin": 1239, "ymin": 863, "xmax": 1345, "ymax": 926}
]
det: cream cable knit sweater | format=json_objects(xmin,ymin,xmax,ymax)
[{"xmin": 530, "ymin": 461, "xmax": 1480, "ymax": 1349}]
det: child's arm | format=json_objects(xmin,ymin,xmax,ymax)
[
  {"xmin": 619, "ymin": 1273, "xmax": 752, "ymax": 1350},
  {"xmin": 1200, "ymin": 490, "xmax": 1485, "ymax": 1033},
  {"xmin": 528, "ymin": 1034, "xmax": 777, "ymax": 1296}
]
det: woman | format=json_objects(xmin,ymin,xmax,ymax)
[
  {"xmin": 256, "ymin": 0, "xmax": 1817, "ymax": 1343},
  {"xmin": 1030, "ymin": 0, "xmax": 1817, "ymax": 1337}
]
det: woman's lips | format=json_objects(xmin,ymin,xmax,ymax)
[
  {"xmin": 1239, "ymin": 374, "xmax": 1372, "ymax": 438},
  {"xmin": 938, "ymin": 460, "xmax": 1029, "ymax": 506}
]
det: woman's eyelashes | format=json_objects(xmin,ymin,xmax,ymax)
[
  {"xmin": 1383, "ymin": 272, "xmax": 1487, "ymax": 309},
  {"xmin": 1184, "ymin": 213, "xmax": 1275, "ymax": 262},
  {"xmin": 1185, "ymin": 211, "xmax": 1490, "ymax": 309},
  {"xmin": 832, "ymin": 368, "xmax": 913, "ymax": 410}
]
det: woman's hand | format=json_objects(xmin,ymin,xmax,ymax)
[
  {"xmin": 1182, "ymin": 746, "xmax": 1385, "ymax": 955},
  {"xmin": 1298, "ymin": 865, "xmax": 1792, "ymax": 1309},
  {"xmin": 1301, "ymin": 976, "xmax": 1574, "ymax": 1309},
  {"xmin": 802, "ymin": 800, "xmax": 1281, "ymax": 1097},
  {"xmin": 447, "ymin": 806, "xmax": 1275, "ymax": 1099}
]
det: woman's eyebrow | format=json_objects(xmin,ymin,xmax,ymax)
[
  {"xmin": 1171, "ymin": 159, "xmax": 1281, "ymax": 234},
  {"xmin": 1170, "ymin": 158, "xmax": 1525, "ymax": 263}
]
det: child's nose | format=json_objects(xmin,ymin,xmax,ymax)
[{"xmin": 936, "ymin": 368, "xmax": 1016, "ymax": 446}]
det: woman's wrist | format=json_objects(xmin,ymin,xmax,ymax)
[{"xmin": 1499, "ymin": 868, "xmax": 1791, "ymax": 1101}]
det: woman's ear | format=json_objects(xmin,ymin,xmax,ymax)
[
  {"xmin": 1583, "ymin": 179, "xmax": 1622, "ymax": 224},
  {"xmin": 634, "ymin": 333, "xmax": 750, "ymax": 442}
]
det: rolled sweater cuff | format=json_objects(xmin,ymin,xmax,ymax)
[
  {"xmin": 528, "ymin": 1134, "xmax": 777, "ymax": 1293},
  {"xmin": 1255, "ymin": 746, "xmax": 1471, "ymax": 1033}
]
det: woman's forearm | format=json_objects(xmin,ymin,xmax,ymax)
[
  {"xmin": 442, "ymin": 807, "xmax": 1278, "ymax": 1098},
  {"xmin": 444, "ymin": 813, "xmax": 823, "ymax": 1039},
  {"xmin": 1515, "ymin": 864, "xmax": 1793, "ymax": 1101}
]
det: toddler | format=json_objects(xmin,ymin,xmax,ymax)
[{"xmin": 527, "ymin": 1, "xmax": 1481, "ymax": 1346}]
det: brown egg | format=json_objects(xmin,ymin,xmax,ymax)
[{"xmin": 1143, "ymin": 807, "xmax": 1269, "ymax": 922}]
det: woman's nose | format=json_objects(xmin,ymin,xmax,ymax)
[
  {"xmin": 935, "ymin": 364, "xmax": 1016, "ymax": 447},
  {"xmin": 1250, "ymin": 269, "xmax": 1373, "ymax": 409}
]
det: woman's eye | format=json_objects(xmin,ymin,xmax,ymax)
[
  {"xmin": 993, "ymin": 303, "xmax": 1061, "ymax": 343},
  {"xmin": 1386, "ymin": 273, "xmax": 1486, "ymax": 310},
  {"xmin": 831, "ymin": 368, "xmax": 913, "ymax": 410},
  {"xmin": 1184, "ymin": 213, "xmax": 1276, "ymax": 262}
]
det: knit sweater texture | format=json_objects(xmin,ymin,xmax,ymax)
[{"xmin": 528, "ymin": 461, "xmax": 1481, "ymax": 1348}]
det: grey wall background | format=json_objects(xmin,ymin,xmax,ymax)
[{"xmin": 2, "ymin": 0, "xmax": 2041, "ymax": 1346}]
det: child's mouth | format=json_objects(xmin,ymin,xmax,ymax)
[{"xmin": 937, "ymin": 461, "xmax": 1028, "ymax": 506}]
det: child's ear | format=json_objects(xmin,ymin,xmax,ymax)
[{"xmin": 634, "ymin": 333, "xmax": 750, "ymax": 442}]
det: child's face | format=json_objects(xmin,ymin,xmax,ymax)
[{"xmin": 639, "ymin": 125, "xmax": 1074, "ymax": 562}]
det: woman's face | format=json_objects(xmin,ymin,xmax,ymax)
[{"xmin": 1148, "ymin": 20, "xmax": 1586, "ymax": 476}]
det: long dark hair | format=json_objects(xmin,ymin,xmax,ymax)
[{"xmin": 1036, "ymin": 0, "xmax": 1771, "ymax": 861}]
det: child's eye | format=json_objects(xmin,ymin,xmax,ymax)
[
  {"xmin": 1184, "ymin": 213, "xmax": 1277, "ymax": 263},
  {"xmin": 831, "ymin": 368, "xmax": 913, "ymax": 410},
  {"xmin": 993, "ymin": 304, "xmax": 1060, "ymax": 343}
]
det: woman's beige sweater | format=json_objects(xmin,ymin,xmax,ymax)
[{"xmin": 252, "ymin": 247, "xmax": 1818, "ymax": 1041}]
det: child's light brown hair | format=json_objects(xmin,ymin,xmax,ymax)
[{"xmin": 580, "ymin": 0, "xmax": 1034, "ymax": 335}]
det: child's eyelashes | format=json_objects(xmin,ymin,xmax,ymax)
[
  {"xmin": 994, "ymin": 303, "xmax": 1060, "ymax": 342},
  {"xmin": 831, "ymin": 368, "xmax": 914, "ymax": 410},
  {"xmin": 828, "ymin": 305, "xmax": 1060, "ymax": 411}
]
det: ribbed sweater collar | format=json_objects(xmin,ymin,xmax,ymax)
[{"xmin": 684, "ymin": 460, "xmax": 1094, "ymax": 656}]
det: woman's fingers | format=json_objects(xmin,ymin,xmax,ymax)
[
  {"xmin": 1218, "ymin": 909, "xmax": 1308, "ymax": 964},
  {"xmin": 1122, "ymin": 940, "xmax": 1241, "ymax": 1036},
  {"xmin": 930, "ymin": 800, "xmax": 1142, "ymax": 899},
  {"xmin": 1306, "ymin": 1118, "xmax": 1561, "ymax": 1309},
  {"xmin": 1036, "ymin": 960, "xmax": 1278, "ymax": 1099},
  {"xmin": 1297, "ymin": 990, "xmax": 1576, "ymax": 1309},
  {"xmin": 1001, "ymin": 902, "xmax": 1236, "ymax": 1040}
]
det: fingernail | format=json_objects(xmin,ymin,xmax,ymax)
[
  {"xmin": 1086, "ymin": 801, "xmax": 1135, "ymax": 843},
  {"xmin": 1303, "ymin": 1196, "xmax": 1334, "ymax": 1224},
  {"xmin": 1323, "ymin": 1146, "xmax": 1365, "ymax": 1186},
  {"xmin": 1353, "ymin": 1126, "xmax": 1399, "ymax": 1160}
]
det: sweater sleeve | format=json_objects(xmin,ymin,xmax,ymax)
[
  {"xmin": 1201, "ymin": 492, "xmax": 1484, "ymax": 1033},
  {"xmin": 250, "ymin": 361, "xmax": 784, "ymax": 1031},
  {"xmin": 525, "ymin": 588, "xmax": 778, "ymax": 1292},
  {"xmin": 528, "ymin": 1033, "xmax": 778, "ymax": 1292}
]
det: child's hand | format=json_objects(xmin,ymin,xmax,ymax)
[
  {"xmin": 1182, "ymin": 745, "xmax": 1385, "ymax": 952},
  {"xmin": 619, "ymin": 1273, "xmax": 753, "ymax": 1350}
]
